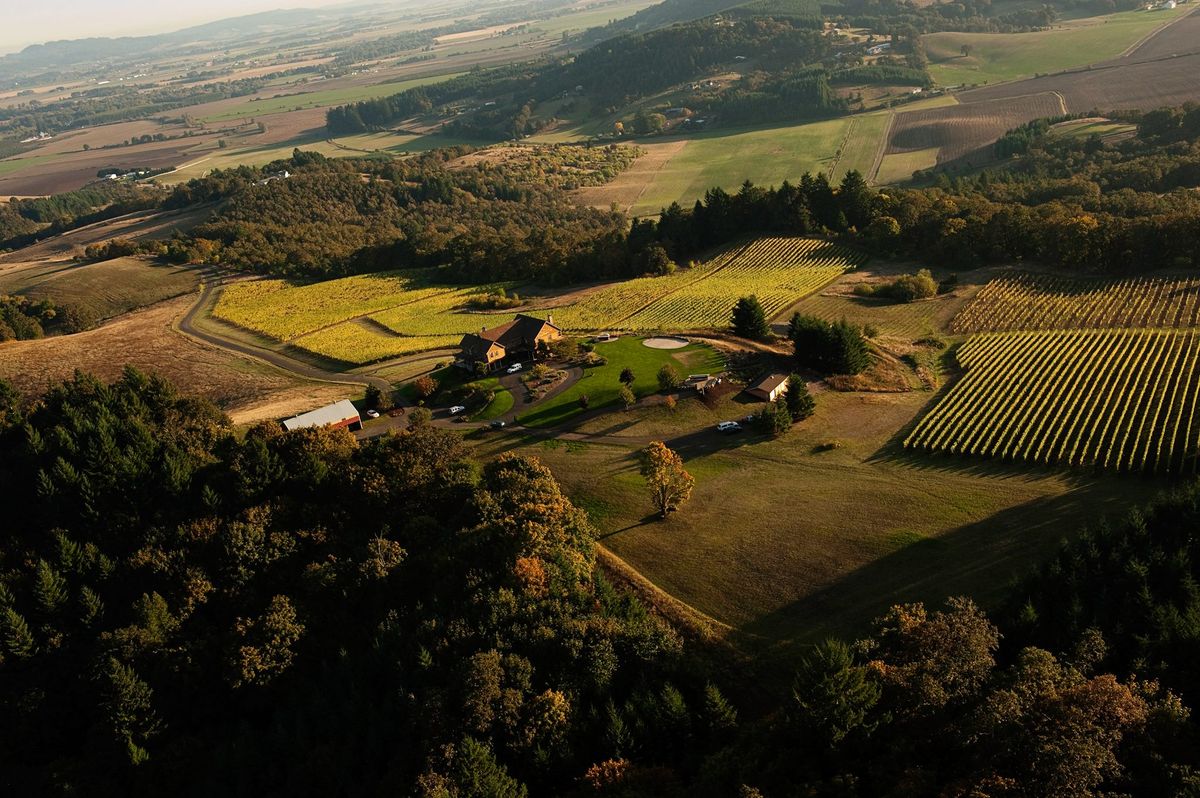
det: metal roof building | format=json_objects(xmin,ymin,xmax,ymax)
[{"xmin": 282, "ymin": 399, "xmax": 362, "ymax": 432}]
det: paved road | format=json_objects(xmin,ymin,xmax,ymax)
[{"xmin": 178, "ymin": 282, "xmax": 393, "ymax": 394}]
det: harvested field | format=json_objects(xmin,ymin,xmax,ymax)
[
  {"xmin": 0, "ymin": 257, "xmax": 202, "ymax": 322},
  {"xmin": 885, "ymin": 7, "xmax": 1200, "ymax": 174},
  {"xmin": 885, "ymin": 92, "xmax": 1065, "ymax": 168},
  {"xmin": 0, "ymin": 296, "xmax": 350, "ymax": 425},
  {"xmin": 0, "ymin": 206, "xmax": 211, "ymax": 267},
  {"xmin": 571, "ymin": 140, "xmax": 689, "ymax": 213}
]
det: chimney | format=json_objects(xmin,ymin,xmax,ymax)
[
  {"xmin": 481, "ymin": 326, "xmax": 486, "ymax": 334},
  {"xmin": 547, "ymin": 314, "xmax": 553, "ymax": 326}
]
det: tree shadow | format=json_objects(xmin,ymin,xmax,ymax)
[{"xmin": 737, "ymin": 479, "xmax": 1163, "ymax": 671}]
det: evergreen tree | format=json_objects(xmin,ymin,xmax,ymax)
[
  {"xmin": 2, "ymin": 607, "xmax": 35, "ymax": 658},
  {"xmin": 784, "ymin": 375, "xmax": 815, "ymax": 421},
  {"xmin": 33, "ymin": 560, "xmax": 68, "ymax": 615},
  {"xmin": 620, "ymin": 367, "xmax": 636, "ymax": 385},
  {"xmin": 828, "ymin": 320, "xmax": 870, "ymax": 375},
  {"xmin": 731, "ymin": 295, "xmax": 771, "ymax": 341},
  {"xmin": 791, "ymin": 639, "xmax": 880, "ymax": 748},
  {"xmin": 452, "ymin": 737, "xmax": 528, "ymax": 798}
]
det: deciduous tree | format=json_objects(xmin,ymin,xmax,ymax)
[{"xmin": 639, "ymin": 441, "xmax": 694, "ymax": 518}]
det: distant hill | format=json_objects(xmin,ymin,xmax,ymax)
[
  {"xmin": 613, "ymin": 0, "xmax": 822, "ymax": 32},
  {"xmin": 0, "ymin": 7, "xmax": 347, "ymax": 79}
]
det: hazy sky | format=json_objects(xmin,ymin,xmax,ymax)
[{"xmin": 0, "ymin": 0, "xmax": 349, "ymax": 55}]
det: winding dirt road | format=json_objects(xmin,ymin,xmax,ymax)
[{"xmin": 178, "ymin": 282, "xmax": 393, "ymax": 394}]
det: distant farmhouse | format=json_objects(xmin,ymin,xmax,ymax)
[
  {"xmin": 281, "ymin": 399, "xmax": 362, "ymax": 432},
  {"xmin": 458, "ymin": 314, "xmax": 562, "ymax": 371}
]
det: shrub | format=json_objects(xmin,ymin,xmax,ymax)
[
  {"xmin": 619, "ymin": 385, "xmax": 636, "ymax": 409},
  {"xmin": 412, "ymin": 375, "xmax": 439, "ymax": 399},
  {"xmin": 657, "ymin": 364, "xmax": 681, "ymax": 391},
  {"xmin": 583, "ymin": 352, "xmax": 608, "ymax": 367},
  {"xmin": 579, "ymin": 394, "xmax": 590, "ymax": 410}
]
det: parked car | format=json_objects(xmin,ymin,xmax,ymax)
[
  {"xmin": 490, "ymin": 420, "xmax": 507, "ymax": 429},
  {"xmin": 717, "ymin": 421, "xmax": 743, "ymax": 433},
  {"xmin": 449, "ymin": 405, "xmax": 466, "ymax": 415},
  {"xmin": 506, "ymin": 362, "xmax": 524, "ymax": 374},
  {"xmin": 365, "ymin": 409, "xmax": 380, "ymax": 419}
]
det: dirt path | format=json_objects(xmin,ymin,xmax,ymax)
[
  {"xmin": 178, "ymin": 282, "xmax": 392, "ymax": 393},
  {"xmin": 867, "ymin": 111, "xmax": 895, "ymax": 185}
]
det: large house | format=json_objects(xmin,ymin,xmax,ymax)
[{"xmin": 458, "ymin": 314, "xmax": 563, "ymax": 371}]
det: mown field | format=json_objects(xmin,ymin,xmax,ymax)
[
  {"xmin": 906, "ymin": 328, "xmax": 1200, "ymax": 473},
  {"xmin": 925, "ymin": 5, "xmax": 1190, "ymax": 87},
  {"xmin": 212, "ymin": 236, "xmax": 861, "ymax": 364},
  {"xmin": 624, "ymin": 117, "xmax": 888, "ymax": 216}
]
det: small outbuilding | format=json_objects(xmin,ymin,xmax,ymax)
[
  {"xmin": 746, "ymin": 373, "xmax": 790, "ymax": 402},
  {"xmin": 282, "ymin": 399, "xmax": 362, "ymax": 432}
]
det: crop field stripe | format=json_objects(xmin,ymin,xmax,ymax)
[
  {"xmin": 986, "ymin": 330, "xmax": 1083, "ymax": 459},
  {"xmin": 916, "ymin": 332, "xmax": 1025, "ymax": 451},
  {"xmin": 951, "ymin": 272, "xmax": 1200, "ymax": 334},
  {"xmin": 1151, "ymin": 329, "xmax": 1194, "ymax": 472},
  {"xmin": 906, "ymin": 329, "xmax": 1200, "ymax": 473},
  {"xmin": 1054, "ymin": 331, "xmax": 1139, "ymax": 466},
  {"xmin": 1103, "ymin": 330, "xmax": 1171, "ymax": 470},
  {"xmin": 1007, "ymin": 329, "xmax": 1107, "ymax": 461},
  {"xmin": 911, "ymin": 333, "xmax": 1019, "ymax": 451}
]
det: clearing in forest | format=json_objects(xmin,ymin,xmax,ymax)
[{"xmin": 905, "ymin": 328, "xmax": 1200, "ymax": 474}]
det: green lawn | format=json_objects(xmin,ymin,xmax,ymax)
[
  {"xmin": 926, "ymin": 6, "xmax": 1190, "ymax": 86},
  {"xmin": 630, "ymin": 117, "xmax": 884, "ymax": 216},
  {"xmin": 200, "ymin": 71, "xmax": 467, "ymax": 122},
  {"xmin": 518, "ymin": 338, "xmax": 724, "ymax": 428},
  {"xmin": 474, "ymin": 382, "xmax": 515, "ymax": 420}
]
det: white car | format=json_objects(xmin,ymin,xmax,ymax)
[
  {"xmin": 716, "ymin": 421, "xmax": 743, "ymax": 433},
  {"xmin": 506, "ymin": 363, "xmax": 523, "ymax": 374},
  {"xmin": 449, "ymin": 405, "xmax": 467, "ymax": 415},
  {"xmin": 365, "ymin": 409, "xmax": 380, "ymax": 419}
]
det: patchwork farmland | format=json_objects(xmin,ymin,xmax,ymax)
[{"xmin": 212, "ymin": 236, "xmax": 861, "ymax": 364}]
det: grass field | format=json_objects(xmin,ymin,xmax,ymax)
[
  {"xmin": 517, "ymin": 337, "xmax": 724, "ymax": 428},
  {"xmin": 628, "ymin": 117, "xmax": 887, "ymax": 216},
  {"xmin": 906, "ymin": 328, "xmax": 1200, "ymax": 473},
  {"xmin": 471, "ymin": 387, "xmax": 1158, "ymax": 645},
  {"xmin": 950, "ymin": 272, "xmax": 1200, "ymax": 333},
  {"xmin": 0, "ymin": 257, "xmax": 201, "ymax": 322},
  {"xmin": 211, "ymin": 237, "xmax": 860, "ymax": 364},
  {"xmin": 200, "ymin": 71, "xmax": 467, "ymax": 122},
  {"xmin": 830, "ymin": 111, "xmax": 892, "ymax": 182},
  {"xmin": 925, "ymin": 6, "xmax": 1190, "ymax": 86},
  {"xmin": 875, "ymin": 147, "xmax": 939, "ymax": 184}
]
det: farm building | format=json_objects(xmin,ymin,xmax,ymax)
[
  {"xmin": 746, "ymin": 373, "xmax": 790, "ymax": 402},
  {"xmin": 282, "ymin": 399, "xmax": 362, "ymax": 432},
  {"xmin": 458, "ymin": 314, "xmax": 562, "ymax": 371}
]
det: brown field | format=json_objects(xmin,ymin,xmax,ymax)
[
  {"xmin": 0, "ymin": 295, "xmax": 352, "ymax": 425},
  {"xmin": 570, "ymin": 140, "xmax": 689, "ymax": 212},
  {"xmin": 0, "ymin": 206, "xmax": 211, "ymax": 267},
  {"xmin": 886, "ymin": 92, "xmax": 1065, "ymax": 168},
  {"xmin": 886, "ymin": 8, "xmax": 1200, "ymax": 174}
]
